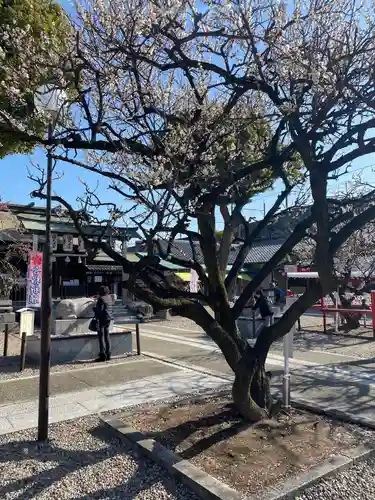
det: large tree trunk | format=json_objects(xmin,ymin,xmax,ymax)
[
  {"xmin": 232, "ymin": 356, "xmax": 273, "ymax": 421},
  {"xmin": 177, "ymin": 303, "xmax": 275, "ymax": 421}
]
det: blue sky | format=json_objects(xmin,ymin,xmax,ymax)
[{"xmin": 1, "ymin": 0, "xmax": 374, "ymax": 229}]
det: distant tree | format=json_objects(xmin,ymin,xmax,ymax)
[
  {"xmin": 0, "ymin": 0, "xmax": 69, "ymax": 157},
  {"xmin": 0, "ymin": 203, "xmax": 29, "ymax": 298}
]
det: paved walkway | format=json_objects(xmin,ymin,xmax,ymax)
[
  {"xmin": 0, "ymin": 362, "xmax": 229, "ymax": 435},
  {"xmin": 0, "ymin": 357, "xmax": 175, "ymax": 405},
  {"xmin": 2, "ymin": 318, "xmax": 375, "ymax": 436}
]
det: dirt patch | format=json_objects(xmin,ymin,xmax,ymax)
[{"xmin": 117, "ymin": 394, "xmax": 375, "ymax": 496}]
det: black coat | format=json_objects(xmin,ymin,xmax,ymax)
[
  {"xmin": 94, "ymin": 295, "xmax": 113, "ymax": 325},
  {"xmin": 252, "ymin": 295, "xmax": 272, "ymax": 318}
]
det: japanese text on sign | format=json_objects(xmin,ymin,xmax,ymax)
[{"xmin": 26, "ymin": 251, "xmax": 43, "ymax": 308}]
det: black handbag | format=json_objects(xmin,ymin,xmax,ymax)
[{"xmin": 88, "ymin": 318, "xmax": 99, "ymax": 332}]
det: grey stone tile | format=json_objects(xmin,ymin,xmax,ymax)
[{"xmin": 0, "ymin": 417, "xmax": 14, "ymax": 434}]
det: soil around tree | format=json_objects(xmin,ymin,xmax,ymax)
[{"xmin": 116, "ymin": 394, "xmax": 375, "ymax": 496}]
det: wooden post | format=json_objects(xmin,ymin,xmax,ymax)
[
  {"xmin": 20, "ymin": 332, "xmax": 27, "ymax": 371},
  {"xmin": 3, "ymin": 324, "xmax": 9, "ymax": 357},
  {"xmin": 136, "ymin": 323, "xmax": 141, "ymax": 355}
]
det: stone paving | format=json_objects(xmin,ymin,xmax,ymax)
[
  {"xmin": 2, "ymin": 314, "xmax": 375, "ymax": 440},
  {"xmin": 0, "ymin": 366, "xmax": 229, "ymax": 435},
  {"xmin": 0, "ymin": 357, "xmax": 175, "ymax": 405}
]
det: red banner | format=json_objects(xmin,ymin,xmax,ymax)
[{"xmin": 26, "ymin": 251, "xmax": 43, "ymax": 308}]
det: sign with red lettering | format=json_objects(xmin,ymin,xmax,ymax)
[{"xmin": 26, "ymin": 251, "xmax": 43, "ymax": 308}]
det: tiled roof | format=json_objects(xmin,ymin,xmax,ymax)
[
  {"xmin": 154, "ymin": 239, "xmax": 205, "ymax": 264},
  {"xmin": 86, "ymin": 264, "xmax": 122, "ymax": 273},
  {"xmin": 228, "ymin": 240, "xmax": 284, "ymax": 264},
  {"xmin": 153, "ymin": 238, "xmax": 286, "ymax": 266}
]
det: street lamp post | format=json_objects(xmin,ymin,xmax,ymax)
[
  {"xmin": 34, "ymin": 86, "xmax": 65, "ymax": 441},
  {"xmin": 38, "ymin": 121, "xmax": 53, "ymax": 441}
]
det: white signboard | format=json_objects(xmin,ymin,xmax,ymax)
[
  {"xmin": 78, "ymin": 236, "xmax": 85, "ymax": 252},
  {"xmin": 63, "ymin": 234, "xmax": 74, "ymax": 252},
  {"xmin": 17, "ymin": 309, "xmax": 35, "ymax": 337},
  {"xmin": 284, "ymin": 264, "xmax": 298, "ymax": 273},
  {"xmin": 190, "ymin": 269, "xmax": 198, "ymax": 293},
  {"xmin": 63, "ymin": 279, "xmax": 79, "ymax": 287},
  {"xmin": 51, "ymin": 233, "xmax": 58, "ymax": 251}
]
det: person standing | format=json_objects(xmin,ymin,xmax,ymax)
[
  {"xmin": 94, "ymin": 285, "xmax": 113, "ymax": 361},
  {"xmin": 252, "ymin": 290, "xmax": 273, "ymax": 328}
]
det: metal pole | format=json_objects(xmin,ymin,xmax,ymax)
[
  {"xmin": 3, "ymin": 324, "xmax": 9, "ymax": 357},
  {"xmin": 38, "ymin": 122, "xmax": 53, "ymax": 441},
  {"xmin": 20, "ymin": 332, "xmax": 27, "ymax": 371},
  {"xmin": 334, "ymin": 288, "xmax": 339, "ymax": 333},
  {"xmin": 136, "ymin": 322, "xmax": 141, "ymax": 355},
  {"xmin": 321, "ymin": 296, "xmax": 327, "ymax": 334},
  {"xmin": 371, "ymin": 291, "xmax": 375, "ymax": 338},
  {"xmin": 283, "ymin": 330, "xmax": 292, "ymax": 410}
]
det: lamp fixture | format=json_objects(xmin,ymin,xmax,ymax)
[
  {"xmin": 78, "ymin": 256, "xmax": 82, "ymax": 264},
  {"xmin": 65, "ymin": 256, "xmax": 70, "ymax": 263}
]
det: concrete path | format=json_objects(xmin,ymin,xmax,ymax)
[
  {"xmin": 0, "ymin": 364, "xmax": 229, "ymax": 435},
  {"xmin": 129, "ymin": 323, "xmax": 375, "ymax": 383},
  {"xmin": 2, "ymin": 318, "xmax": 375, "ymax": 437},
  {"xmin": 126, "ymin": 324, "xmax": 375, "ymax": 425},
  {"xmin": 0, "ymin": 357, "xmax": 179, "ymax": 404}
]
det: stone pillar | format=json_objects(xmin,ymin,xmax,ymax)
[{"xmin": 0, "ymin": 299, "xmax": 16, "ymax": 330}]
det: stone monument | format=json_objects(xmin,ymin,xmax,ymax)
[{"xmin": 54, "ymin": 297, "xmax": 96, "ymax": 336}]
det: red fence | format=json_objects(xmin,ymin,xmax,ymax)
[{"xmin": 309, "ymin": 291, "xmax": 375, "ymax": 336}]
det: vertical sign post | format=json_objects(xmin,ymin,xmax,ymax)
[
  {"xmin": 283, "ymin": 296, "xmax": 296, "ymax": 410},
  {"xmin": 320, "ymin": 296, "xmax": 327, "ymax": 333}
]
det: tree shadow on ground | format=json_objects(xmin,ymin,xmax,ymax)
[
  {"xmin": 271, "ymin": 368, "xmax": 374, "ymax": 417},
  {"xmin": 0, "ymin": 421, "xmax": 195, "ymax": 500},
  {"xmin": 145, "ymin": 406, "xmax": 246, "ymax": 459}
]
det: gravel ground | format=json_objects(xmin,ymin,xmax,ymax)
[
  {"xmin": 296, "ymin": 456, "xmax": 375, "ymax": 499},
  {"xmin": 0, "ymin": 415, "xmax": 199, "ymax": 500},
  {"xmin": 0, "ymin": 331, "xmax": 146, "ymax": 381}
]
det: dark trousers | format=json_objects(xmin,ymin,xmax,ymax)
[{"xmin": 97, "ymin": 323, "xmax": 111, "ymax": 355}]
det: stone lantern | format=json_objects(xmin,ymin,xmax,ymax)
[{"xmin": 0, "ymin": 274, "xmax": 16, "ymax": 329}]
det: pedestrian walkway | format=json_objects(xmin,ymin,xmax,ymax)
[
  {"xmin": 0, "ymin": 365, "xmax": 230, "ymax": 435},
  {"xmin": 0, "ymin": 357, "xmax": 176, "ymax": 405},
  {"xmin": 131, "ymin": 326, "xmax": 375, "ymax": 382},
  {"xmin": 2, "ymin": 321, "xmax": 375, "ymax": 437}
]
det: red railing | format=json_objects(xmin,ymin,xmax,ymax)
[{"xmin": 310, "ymin": 291, "xmax": 375, "ymax": 336}]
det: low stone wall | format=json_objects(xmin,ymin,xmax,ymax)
[
  {"xmin": 155, "ymin": 309, "xmax": 172, "ymax": 320},
  {"xmin": 26, "ymin": 330, "xmax": 133, "ymax": 364}
]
